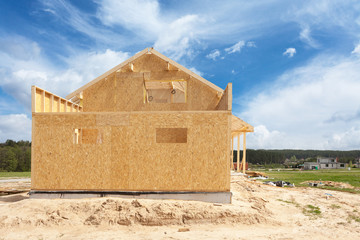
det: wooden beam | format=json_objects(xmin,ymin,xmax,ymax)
[
  {"xmin": 130, "ymin": 63, "xmax": 134, "ymax": 72},
  {"xmin": 243, "ymin": 133, "xmax": 247, "ymax": 174}
]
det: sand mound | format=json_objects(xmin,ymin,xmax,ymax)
[
  {"xmin": 1, "ymin": 175, "xmax": 360, "ymax": 239},
  {"xmin": 0, "ymin": 196, "xmax": 275, "ymax": 228}
]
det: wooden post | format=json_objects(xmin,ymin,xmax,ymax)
[
  {"xmin": 242, "ymin": 132, "xmax": 247, "ymax": 174},
  {"xmin": 231, "ymin": 135, "xmax": 234, "ymax": 170},
  {"xmin": 237, "ymin": 133, "xmax": 240, "ymax": 172},
  {"xmin": 31, "ymin": 86, "xmax": 36, "ymax": 113}
]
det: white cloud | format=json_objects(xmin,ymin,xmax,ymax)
[
  {"xmin": 283, "ymin": 48, "xmax": 296, "ymax": 58},
  {"xmin": 231, "ymin": 69, "xmax": 235, "ymax": 74},
  {"xmin": 40, "ymin": 0, "xmax": 125, "ymax": 46},
  {"xmin": 326, "ymin": 127, "xmax": 360, "ymax": 150},
  {"xmin": 246, "ymin": 41, "xmax": 256, "ymax": 48},
  {"xmin": 240, "ymin": 54, "xmax": 360, "ymax": 150},
  {"xmin": 299, "ymin": 26, "xmax": 319, "ymax": 48},
  {"xmin": 225, "ymin": 41, "xmax": 245, "ymax": 54},
  {"xmin": 206, "ymin": 49, "xmax": 221, "ymax": 60},
  {"xmin": 154, "ymin": 14, "xmax": 205, "ymax": 60},
  {"xmin": 96, "ymin": 0, "xmax": 208, "ymax": 60},
  {"xmin": 189, "ymin": 67, "xmax": 203, "ymax": 77},
  {"xmin": 0, "ymin": 114, "xmax": 31, "ymax": 142},
  {"xmin": 224, "ymin": 40, "xmax": 255, "ymax": 55},
  {"xmin": 246, "ymin": 125, "xmax": 287, "ymax": 149},
  {"xmin": 97, "ymin": 0, "xmax": 161, "ymax": 38},
  {"xmin": 352, "ymin": 43, "xmax": 360, "ymax": 55},
  {"xmin": 0, "ymin": 36, "xmax": 129, "ymax": 111}
]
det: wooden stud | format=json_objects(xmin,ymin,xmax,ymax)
[
  {"xmin": 31, "ymin": 86, "xmax": 36, "ymax": 113},
  {"xmin": 231, "ymin": 136, "xmax": 234, "ymax": 170},
  {"xmin": 50, "ymin": 95, "xmax": 54, "ymax": 112},
  {"xmin": 57, "ymin": 97, "xmax": 61, "ymax": 112},
  {"xmin": 41, "ymin": 90, "xmax": 45, "ymax": 112},
  {"xmin": 237, "ymin": 133, "xmax": 240, "ymax": 172}
]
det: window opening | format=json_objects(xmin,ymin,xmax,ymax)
[
  {"xmin": 156, "ymin": 128, "xmax": 187, "ymax": 143},
  {"xmin": 144, "ymin": 80, "xmax": 187, "ymax": 103},
  {"xmin": 73, "ymin": 128, "xmax": 103, "ymax": 144}
]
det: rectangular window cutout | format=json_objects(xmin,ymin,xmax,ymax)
[
  {"xmin": 73, "ymin": 128, "xmax": 103, "ymax": 144},
  {"xmin": 156, "ymin": 128, "xmax": 187, "ymax": 143},
  {"xmin": 144, "ymin": 80, "xmax": 187, "ymax": 104}
]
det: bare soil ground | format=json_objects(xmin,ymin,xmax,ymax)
[{"xmin": 1, "ymin": 175, "xmax": 360, "ymax": 239}]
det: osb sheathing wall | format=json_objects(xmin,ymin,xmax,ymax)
[
  {"xmin": 82, "ymin": 54, "xmax": 221, "ymax": 112},
  {"xmin": 32, "ymin": 111, "xmax": 231, "ymax": 192},
  {"xmin": 215, "ymin": 83, "xmax": 232, "ymax": 111}
]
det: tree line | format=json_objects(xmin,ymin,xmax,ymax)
[
  {"xmin": 0, "ymin": 140, "xmax": 31, "ymax": 172},
  {"xmin": 233, "ymin": 149, "xmax": 360, "ymax": 165}
]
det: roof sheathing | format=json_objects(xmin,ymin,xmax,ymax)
[{"xmin": 66, "ymin": 48, "xmax": 224, "ymax": 100}]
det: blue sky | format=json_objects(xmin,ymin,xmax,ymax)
[{"xmin": 1, "ymin": 0, "xmax": 360, "ymax": 150}]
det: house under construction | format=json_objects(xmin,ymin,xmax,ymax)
[{"xmin": 30, "ymin": 48, "xmax": 253, "ymax": 203}]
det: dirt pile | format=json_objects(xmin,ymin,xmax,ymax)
[{"xmin": 0, "ymin": 195, "xmax": 274, "ymax": 228}]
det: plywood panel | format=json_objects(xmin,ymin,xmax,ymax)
[
  {"xmin": 32, "ymin": 111, "xmax": 230, "ymax": 192},
  {"xmin": 82, "ymin": 53, "xmax": 222, "ymax": 112},
  {"xmin": 216, "ymin": 83, "xmax": 232, "ymax": 110},
  {"xmin": 83, "ymin": 73, "xmax": 116, "ymax": 112},
  {"xmin": 131, "ymin": 53, "xmax": 168, "ymax": 72}
]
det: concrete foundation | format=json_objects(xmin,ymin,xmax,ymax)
[{"xmin": 29, "ymin": 191, "xmax": 232, "ymax": 204}]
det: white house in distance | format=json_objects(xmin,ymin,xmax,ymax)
[{"xmin": 304, "ymin": 157, "xmax": 346, "ymax": 170}]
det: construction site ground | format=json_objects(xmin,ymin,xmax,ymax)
[{"xmin": 1, "ymin": 174, "xmax": 360, "ymax": 239}]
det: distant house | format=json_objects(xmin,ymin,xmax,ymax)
[
  {"xmin": 304, "ymin": 162, "xmax": 319, "ymax": 170},
  {"xmin": 303, "ymin": 157, "xmax": 345, "ymax": 170},
  {"xmin": 354, "ymin": 158, "xmax": 360, "ymax": 168}
]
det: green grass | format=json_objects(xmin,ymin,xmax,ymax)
[
  {"xmin": 303, "ymin": 204, "xmax": 322, "ymax": 218},
  {"xmin": 0, "ymin": 172, "xmax": 31, "ymax": 178},
  {"xmin": 347, "ymin": 214, "xmax": 360, "ymax": 223},
  {"xmin": 330, "ymin": 204, "xmax": 341, "ymax": 209},
  {"xmin": 261, "ymin": 169, "xmax": 360, "ymax": 193}
]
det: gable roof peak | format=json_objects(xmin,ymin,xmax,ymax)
[{"xmin": 66, "ymin": 48, "xmax": 223, "ymax": 100}]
